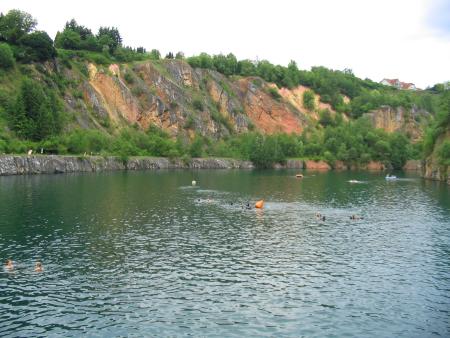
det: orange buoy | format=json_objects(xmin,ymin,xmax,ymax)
[{"xmin": 255, "ymin": 200, "xmax": 264, "ymax": 209}]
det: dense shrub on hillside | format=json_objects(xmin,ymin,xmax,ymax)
[
  {"xmin": 7, "ymin": 79, "xmax": 62, "ymax": 140},
  {"xmin": 303, "ymin": 90, "xmax": 315, "ymax": 111},
  {"xmin": 0, "ymin": 43, "xmax": 15, "ymax": 68},
  {"xmin": 18, "ymin": 31, "xmax": 56, "ymax": 61},
  {"xmin": 192, "ymin": 99, "xmax": 204, "ymax": 111},
  {"xmin": 437, "ymin": 140, "xmax": 450, "ymax": 165},
  {"xmin": 423, "ymin": 90, "xmax": 450, "ymax": 156}
]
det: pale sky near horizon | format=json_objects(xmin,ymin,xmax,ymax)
[{"xmin": 2, "ymin": 0, "xmax": 449, "ymax": 88}]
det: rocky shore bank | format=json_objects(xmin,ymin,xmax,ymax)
[
  {"xmin": 0, "ymin": 156, "xmax": 446, "ymax": 184},
  {"xmin": 0, "ymin": 155, "xmax": 253, "ymax": 176}
]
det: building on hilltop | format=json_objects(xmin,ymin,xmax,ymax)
[{"xmin": 380, "ymin": 78, "xmax": 417, "ymax": 90}]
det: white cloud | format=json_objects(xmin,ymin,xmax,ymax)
[{"xmin": 2, "ymin": 0, "xmax": 449, "ymax": 88}]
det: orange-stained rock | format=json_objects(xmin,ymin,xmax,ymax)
[
  {"xmin": 364, "ymin": 105, "xmax": 427, "ymax": 141},
  {"xmin": 403, "ymin": 160, "xmax": 422, "ymax": 171},
  {"xmin": 365, "ymin": 161, "xmax": 385, "ymax": 171},
  {"xmin": 238, "ymin": 78, "xmax": 304, "ymax": 134},
  {"xmin": 305, "ymin": 160, "xmax": 331, "ymax": 170},
  {"xmin": 333, "ymin": 160, "xmax": 348, "ymax": 170}
]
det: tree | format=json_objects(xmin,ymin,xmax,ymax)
[
  {"xmin": 97, "ymin": 26, "xmax": 122, "ymax": 53},
  {"xmin": 165, "ymin": 52, "xmax": 174, "ymax": 59},
  {"xmin": 0, "ymin": 43, "xmax": 15, "ymax": 68},
  {"xmin": 8, "ymin": 79, "xmax": 62, "ymax": 140},
  {"xmin": 19, "ymin": 31, "xmax": 56, "ymax": 61},
  {"xmin": 319, "ymin": 109, "xmax": 334, "ymax": 127},
  {"xmin": 149, "ymin": 49, "xmax": 160, "ymax": 60},
  {"xmin": 189, "ymin": 136, "xmax": 204, "ymax": 157},
  {"xmin": 303, "ymin": 90, "xmax": 315, "ymax": 111},
  {"xmin": 388, "ymin": 132, "xmax": 410, "ymax": 169},
  {"xmin": 10, "ymin": 93, "xmax": 29, "ymax": 138},
  {"xmin": 237, "ymin": 59, "xmax": 256, "ymax": 76},
  {"xmin": 0, "ymin": 9, "xmax": 37, "ymax": 43},
  {"xmin": 64, "ymin": 19, "xmax": 93, "ymax": 40},
  {"xmin": 282, "ymin": 60, "xmax": 300, "ymax": 89},
  {"xmin": 55, "ymin": 29, "xmax": 81, "ymax": 50}
]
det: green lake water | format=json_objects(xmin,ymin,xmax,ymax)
[{"xmin": 0, "ymin": 170, "xmax": 449, "ymax": 337}]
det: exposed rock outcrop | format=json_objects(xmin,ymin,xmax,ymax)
[
  {"xmin": 0, "ymin": 155, "xmax": 254, "ymax": 176},
  {"xmin": 364, "ymin": 105, "xmax": 429, "ymax": 141},
  {"xmin": 304, "ymin": 160, "xmax": 331, "ymax": 170},
  {"xmin": 69, "ymin": 60, "xmax": 317, "ymax": 138},
  {"xmin": 422, "ymin": 132, "xmax": 450, "ymax": 184},
  {"xmin": 403, "ymin": 160, "xmax": 422, "ymax": 171},
  {"xmin": 423, "ymin": 158, "xmax": 449, "ymax": 184}
]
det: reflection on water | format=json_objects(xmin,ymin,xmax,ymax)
[{"xmin": 0, "ymin": 170, "xmax": 449, "ymax": 337}]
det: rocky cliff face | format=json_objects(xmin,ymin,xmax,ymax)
[
  {"xmin": 364, "ymin": 105, "xmax": 430, "ymax": 141},
  {"xmin": 422, "ymin": 132, "xmax": 450, "ymax": 185},
  {"xmin": 62, "ymin": 60, "xmax": 318, "ymax": 139},
  {"xmin": 4, "ymin": 59, "xmax": 430, "ymax": 142}
]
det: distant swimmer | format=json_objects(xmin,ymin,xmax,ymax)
[
  {"xmin": 315, "ymin": 212, "xmax": 321, "ymax": 219},
  {"xmin": 321, "ymin": 216, "xmax": 326, "ymax": 221},
  {"xmin": 5, "ymin": 259, "xmax": 13, "ymax": 270},
  {"xmin": 350, "ymin": 215, "xmax": 364, "ymax": 220},
  {"xmin": 34, "ymin": 261, "xmax": 43, "ymax": 272}
]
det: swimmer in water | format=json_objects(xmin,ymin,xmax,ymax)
[
  {"xmin": 350, "ymin": 215, "xmax": 364, "ymax": 220},
  {"xmin": 5, "ymin": 259, "xmax": 13, "ymax": 270},
  {"xmin": 34, "ymin": 261, "xmax": 43, "ymax": 272},
  {"xmin": 316, "ymin": 212, "xmax": 321, "ymax": 219},
  {"xmin": 321, "ymin": 216, "xmax": 326, "ymax": 221}
]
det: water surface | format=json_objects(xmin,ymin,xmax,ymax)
[{"xmin": 0, "ymin": 170, "xmax": 449, "ymax": 337}]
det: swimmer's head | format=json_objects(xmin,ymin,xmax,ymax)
[
  {"xmin": 5, "ymin": 259, "xmax": 13, "ymax": 269},
  {"xmin": 35, "ymin": 261, "xmax": 43, "ymax": 272}
]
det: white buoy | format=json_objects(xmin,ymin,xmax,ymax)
[{"xmin": 192, "ymin": 180, "xmax": 197, "ymax": 186}]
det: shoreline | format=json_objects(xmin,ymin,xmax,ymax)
[
  {"xmin": 0, "ymin": 155, "xmax": 254, "ymax": 176},
  {"xmin": 0, "ymin": 155, "xmax": 443, "ymax": 184}
]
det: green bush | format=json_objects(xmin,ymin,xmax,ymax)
[
  {"xmin": 267, "ymin": 87, "xmax": 281, "ymax": 101},
  {"xmin": 192, "ymin": 99, "xmax": 204, "ymax": 111},
  {"xmin": 18, "ymin": 31, "xmax": 56, "ymax": 62},
  {"xmin": 0, "ymin": 43, "xmax": 15, "ymax": 69},
  {"xmin": 303, "ymin": 90, "xmax": 315, "ymax": 111},
  {"xmin": 124, "ymin": 72, "xmax": 134, "ymax": 84},
  {"xmin": 189, "ymin": 136, "xmax": 204, "ymax": 157},
  {"xmin": 437, "ymin": 140, "xmax": 450, "ymax": 166}
]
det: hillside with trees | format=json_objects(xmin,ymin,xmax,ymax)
[{"xmin": 0, "ymin": 9, "xmax": 448, "ymax": 171}]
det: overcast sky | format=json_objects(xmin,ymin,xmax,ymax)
[{"xmin": 2, "ymin": 0, "xmax": 449, "ymax": 88}]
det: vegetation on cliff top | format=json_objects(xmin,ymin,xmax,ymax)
[
  {"xmin": 423, "ymin": 89, "xmax": 450, "ymax": 166},
  {"xmin": 0, "ymin": 9, "xmax": 448, "ymax": 168}
]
